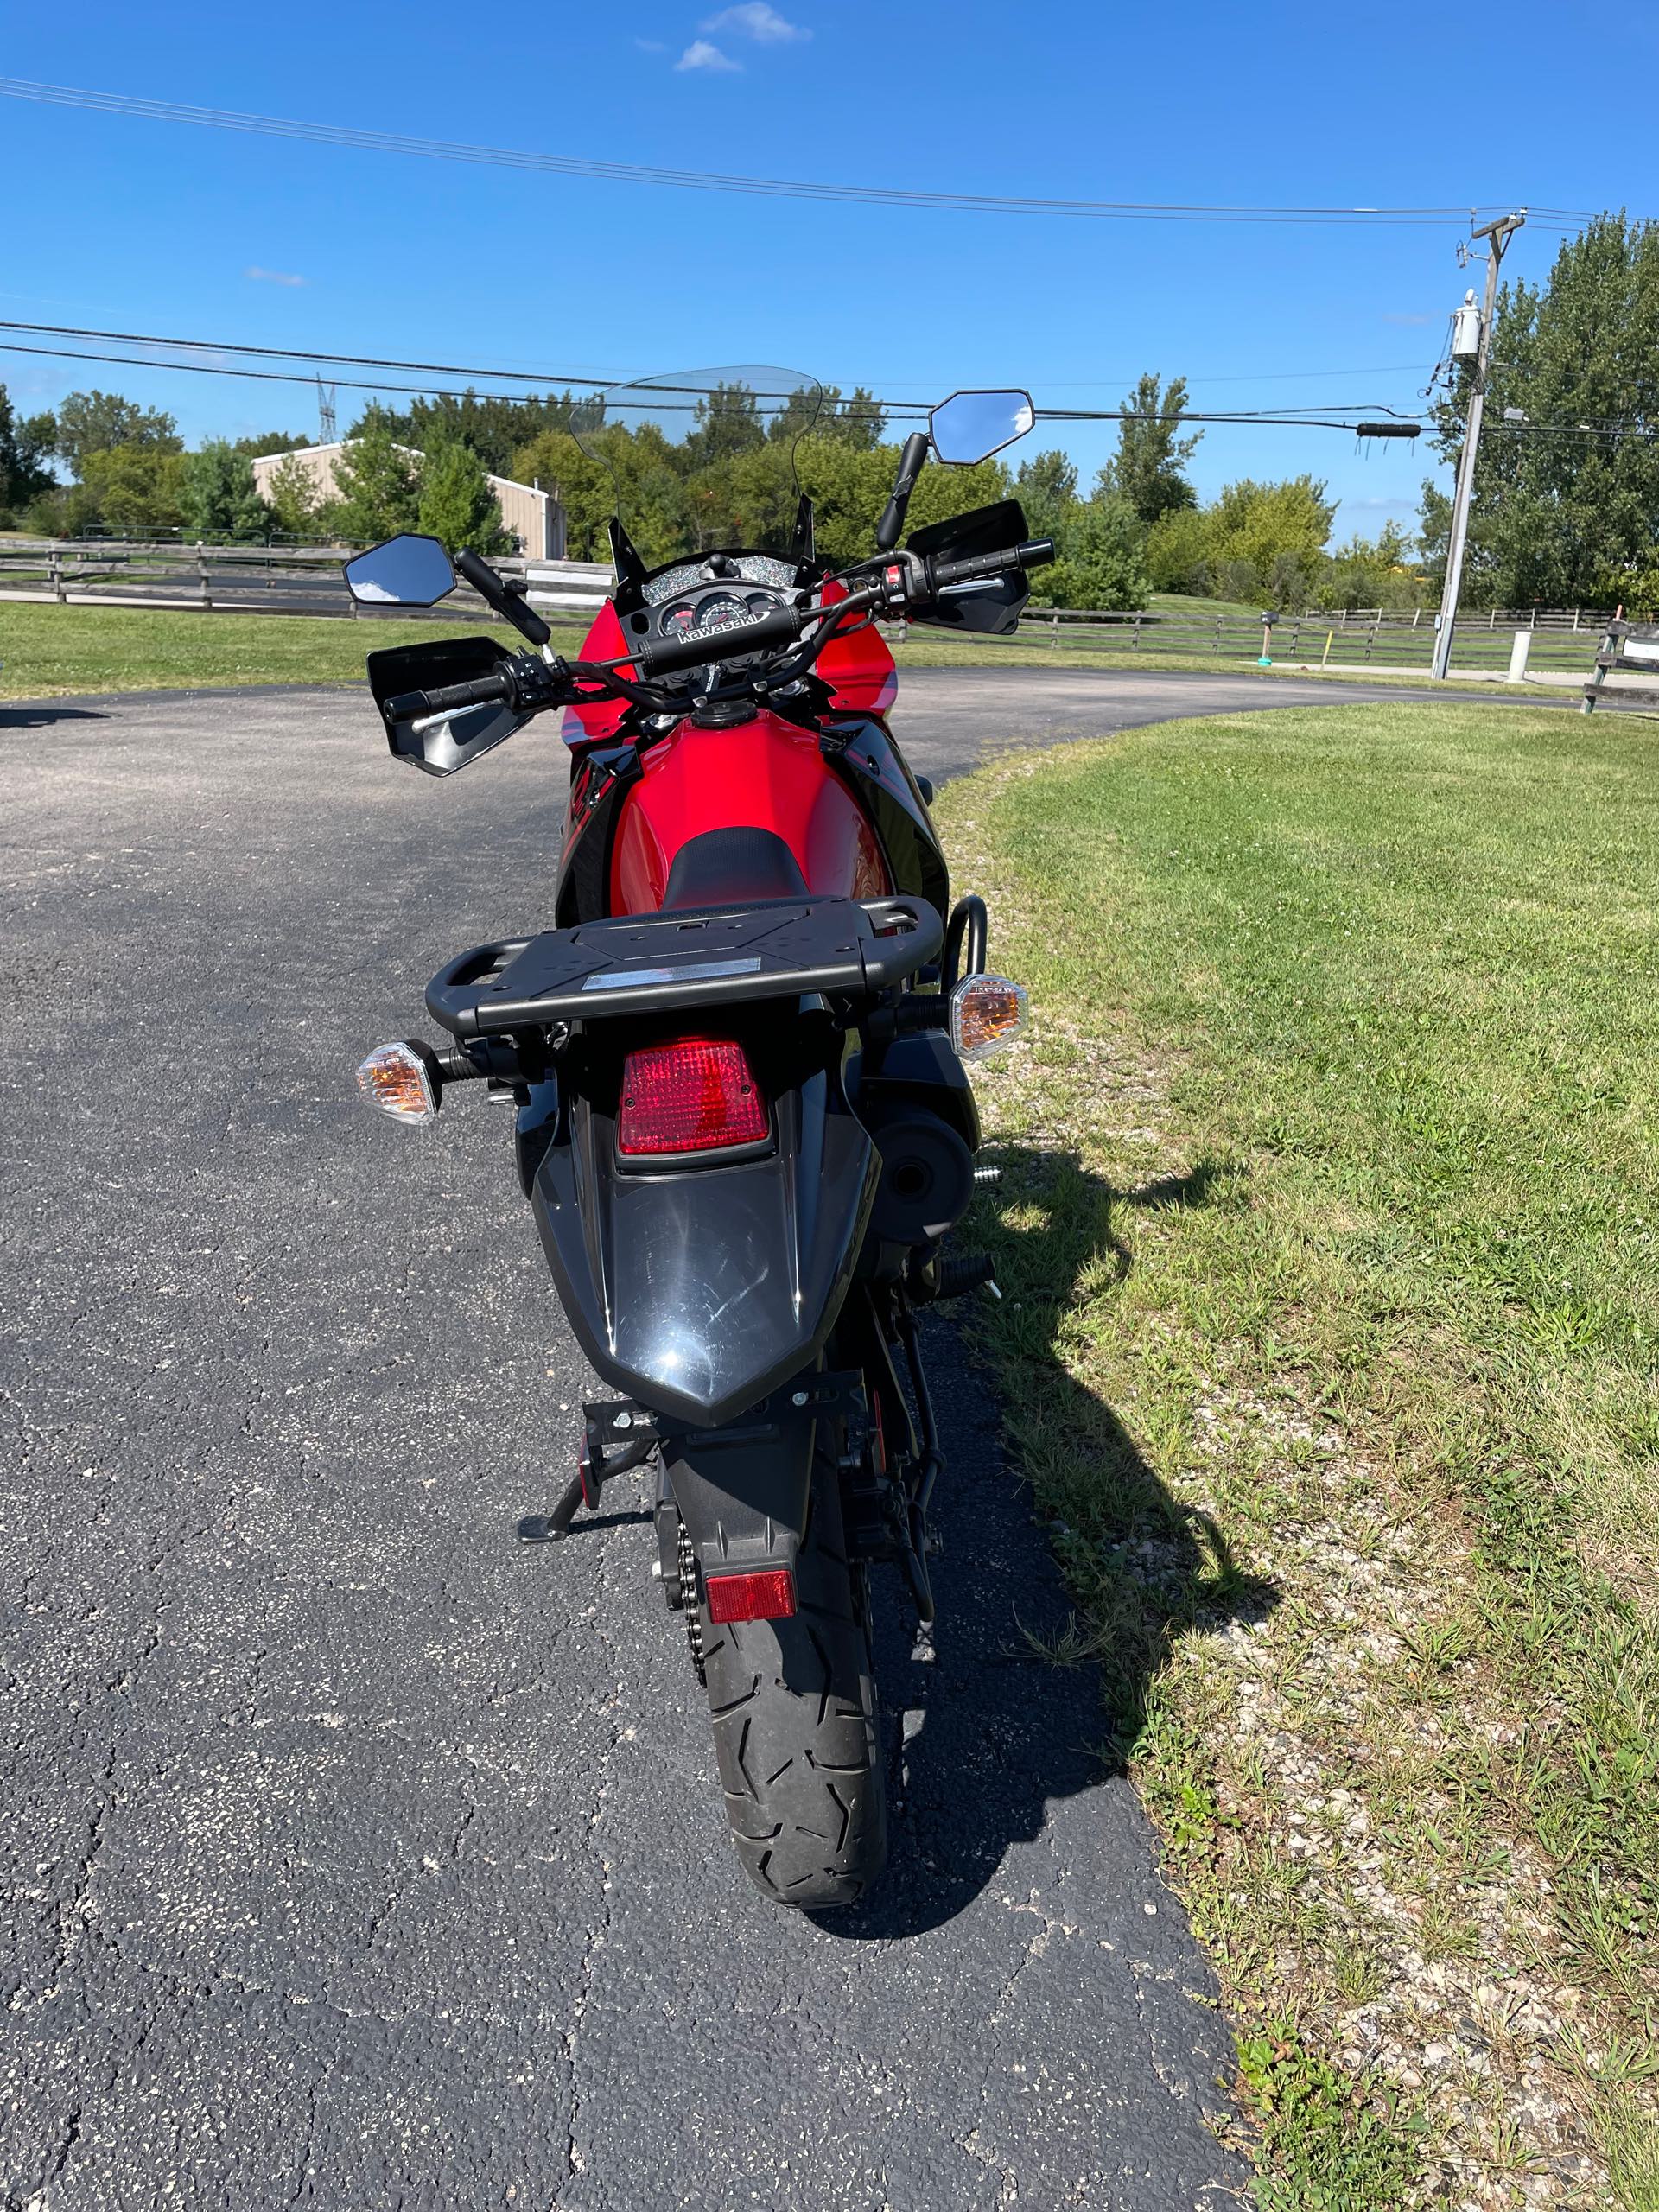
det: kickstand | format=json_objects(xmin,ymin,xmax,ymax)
[{"xmin": 518, "ymin": 1433, "xmax": 655, "ymax": 1542}]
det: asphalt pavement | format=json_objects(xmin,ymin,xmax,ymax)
[{"xmin": 0, "ymin": 667, "xmax": 1407, "ymax": 2211}]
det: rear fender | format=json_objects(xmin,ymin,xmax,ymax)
[
  {"xmin": 661, "ymin": 1397, "xmax": 818, "ymax": 1591},
  {"xmin": 530, "ymin": 1018, "xmax": 876, "ymax": 1429}
]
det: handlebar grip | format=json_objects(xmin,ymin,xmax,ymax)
[
  {"xmin": 926, "ymin": 538, "xmax": 1056, "ymax": 592},
  {"xmin": 384, "ymin": 670, "xmax": 515, "ymax": 721},
  {"xmin": 633, "ymin": 603, "xmax": 804, "ymax": 678}
]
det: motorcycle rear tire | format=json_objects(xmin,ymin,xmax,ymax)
[{"xmin": 698, "ymin": 1452, "xmax": 887, "ymax": 1910}]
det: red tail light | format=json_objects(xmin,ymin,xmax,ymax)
[
  {"xmin": 703, "ymin": 1567, "xmax": 798, "ymax": 1624},
  {"xmin": 617, "ymin": 1037, "xmax": 768, "ymax": 1157}
]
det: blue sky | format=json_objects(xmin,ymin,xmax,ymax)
[{"xmin": 4, "ymin": 0, "xmax": 1653, "ymax": 540}]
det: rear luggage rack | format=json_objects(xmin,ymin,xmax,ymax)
[{"xmin": 425, "ymin": 893, "xmax": 944, "ymax": 1039}]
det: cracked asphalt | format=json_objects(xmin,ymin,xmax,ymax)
[{"xmin": 0, "ymin": 667, "xmax": 1401, "ymax": 2211}]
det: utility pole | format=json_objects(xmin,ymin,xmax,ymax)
[{"xmin": 1431, "ymin": 209, "xmax": 1526, "ymax": 680}]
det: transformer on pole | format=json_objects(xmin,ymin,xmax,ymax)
[{"xmin": 1450, "ymin": 290, "xmax": 1482, "ymax": 362}]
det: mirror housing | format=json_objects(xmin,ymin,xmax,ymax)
[
  {"xmin": 344, "ymin": 533, "xmax": 457, "ymax": 607},
  {"xmin": 928, "ymin": 390, "xmax": 1035, "ymax": 467}
]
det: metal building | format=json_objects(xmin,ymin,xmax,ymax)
[{"xmin": 248, "ymin": 442, "xmax": 565, "ymax": 557}]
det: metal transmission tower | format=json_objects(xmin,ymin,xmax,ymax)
[
  {"xmin": 1431, "ymin": 210, "xmax": 1526, "ymax": 681},
  {"xmin": 316, "ymin": 375, "xmax": 337, "ymax": 443}
]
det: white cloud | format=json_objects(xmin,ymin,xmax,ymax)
[
  {"xmin": 676, "ymin": 38, "xmax": 741, "ymax": 69},
  {"xmin": 245, "ymin": 265, "xmax": 305, "ymax": 288},
  {"xmin": 1382, "ymin": 311, "xmax": 1433, "ymax": 327},
  {"xmin": 702, "ymin": 3, "xmax": 810, "ymax": 41},
  {"xmin": 634, "ymin": 35, "xmax": 667, "ymax": 49}
]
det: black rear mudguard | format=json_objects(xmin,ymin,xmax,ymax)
[
  {"xmin": 530, "ymin": 1031, "xmax": 874, "ymax": 1579},
  {"xmin": 530, "ymin": 1037, "xmax": 875, "ymax": 1432}
]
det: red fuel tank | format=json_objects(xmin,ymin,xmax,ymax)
[{"xmin": 608, "ymin": 711, "xmax": 890, "ymax": 913}]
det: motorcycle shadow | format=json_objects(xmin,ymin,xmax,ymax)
[{"xmin": 820, "ymin": 1143, "xmax": 1277, "ymax": 1941}]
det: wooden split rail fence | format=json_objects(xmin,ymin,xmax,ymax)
[{"xmin": 1, "ymin": 540, "xmax": 1651, "ymax": 681}]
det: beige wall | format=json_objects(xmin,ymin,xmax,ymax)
[{"xmin": 249, "ymin": 442, "xmax": 562, "ymax": 556}]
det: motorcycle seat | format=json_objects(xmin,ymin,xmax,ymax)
[{"xmin": 663, "ymin": 828, "xmax": 810, "ymax": 912}]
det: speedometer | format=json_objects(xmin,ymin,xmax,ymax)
[{"xmin": 691, "ymin": 593, "xmax": 748, "ymax": 636}]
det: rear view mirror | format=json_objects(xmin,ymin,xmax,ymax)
[
  {"xmin": 928, "ymin": 389, "xmax": 1035, "ymax": 466},
  {"xmin": 344, "ymin": 533, "xmax": 457, "ymax": 607}
]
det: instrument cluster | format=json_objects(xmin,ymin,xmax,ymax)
[
  {"xmin": 656, "ymin": 587, "xmax": 784, "ymax": 645},
  {"xmin": 638, "ymin": 552, "xmax": 804, "ymax": 659}
]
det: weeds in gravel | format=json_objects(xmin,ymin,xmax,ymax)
[
  {"xmin": 936, "ymin": 702, "xmax": 1659, "ymax": 2208},
  {"xmin": 1238, "ymin": 2025, "xmax": 1426, "ymax": 2210}
]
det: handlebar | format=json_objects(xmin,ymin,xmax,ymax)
[
  {"xmin": 377, "ymin": 534, "xmax": 1055, "ymax": 728},
  {"xmin": 926, "ymin": 538, "xmax": 1055, "ymax": 592},
  {"xmin": 385, "ymin": 669, "xmax": 516, "ymax": 721},
  {"xmin": 632, "ymin": 602, "xmax": 804, "ymax": 679}
]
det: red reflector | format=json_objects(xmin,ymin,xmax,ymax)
[
  {"xmin": 703, "ymin": 1568, "xmax": 798, "ymax": 1624},
  {"xmin": 617, "ymin": 1037, "xmax": 767, "ymax": 1157}
]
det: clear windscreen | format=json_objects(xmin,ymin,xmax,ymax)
[{"xmin": 569, "ymin": 367, "xmax": 823, "ymax": 566}]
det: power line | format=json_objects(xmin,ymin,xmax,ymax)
[
  {"xmin": 0, "ymin": 317, "xmax": 619, "ymax": 391},
  {"xmin": 0, "ymin": 76, "xmax": 1569, "ymax": 229},
  {"xmin": 0, "ymin": 339, "xmax": 608, "ymax": 406},
  {"xmin": 0, "ymin": 336, "xmax": 1429, "ymax": 436},
  {"xmin": 0, "ymin": 321, "xmax": 1432, "ymax": 422}
]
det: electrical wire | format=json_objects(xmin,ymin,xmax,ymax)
[
  {"xmin": 0, "ymin": 337, "xmax": 1433, "ymax": 435},
  {"xmin": 0, "ymin": 321, "xmax": 1433, "ymax": 430},
  {"xmin": 0, "ymin": 77, "xmax": 1570, "ymax": 229},
  {"xmin": 0, "ymin": 316, "xmax": 619, "ymax": 390},
  {"xmin": 0, "ymin": 322, "xmax": 1433, "ymax": 420}
]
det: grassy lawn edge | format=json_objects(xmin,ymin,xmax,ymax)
[
  {"xmin": 936, "ymin": 701, "xmax": 1659, "ymax": 2209},
  {"xmin": 0, "ymin": 600, "xmax": 1579, "ymax": 702}
]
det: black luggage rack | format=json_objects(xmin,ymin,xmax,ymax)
[{"xmin": 425, "ymin": 893, "xmax": 944, "ymax": 1039}]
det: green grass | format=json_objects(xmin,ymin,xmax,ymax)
[
  {"xmin": 0, "ymin": 597, "xmax": 1578, "ymax": 701},
  {"xmin": 1149, "ymin": 589, "xmax": 1274, "ymax": 623},
  {"xmin": 937, "ymin": 701, "xmax": 1659, "ymax": 2204},
  {"xmin": 0, "ymin": 601, "xmax": 593, "ymax": 699}
]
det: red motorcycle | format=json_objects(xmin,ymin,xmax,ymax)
[{"xmin": 349, "ymin": 372, "xmax": 1052, "ymax": 1906}]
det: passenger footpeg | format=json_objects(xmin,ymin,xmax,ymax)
[{"xmin": 916, "ymin": 1250, "xmax": 999, "ymax": 1302}]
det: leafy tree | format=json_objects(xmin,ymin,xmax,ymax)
[
  {"xmin": 1101, "ymin": 372, "xmax": 1201, "ymax": 525},
  {"xmin": 510, "ymin": 429, "xmax": 622, "ymax": 562},
  {"xmin": 1313, "ymin": 519, "xmax": 1423, "ymax": 611},
  {"xmin": 683, "ymin": 383, "xmax": 768, "ymax": 473},
  {"xmin": 179, "ymin": 441, "xmax": 274, "ymax": 542},
  {"xmin": 1028, "ymin": 493, "xmax": 1150, "ymax": 611},
  {"xmin": 264, "ymin": 453, "xmax": 327, "ymax": 539},
  {"xmin": 1014, "ymin": 449, "xmax": 1079, "ymax": 543},
  {"xmin": 416, "ymin": 440, "xmax": 511, "ymax": 556},
  {"xmin": 46, "ymin": 390, "xmax": 181, "ymax": 477},
  {"xmin": 1143, "ymin": 476, "xmax": 1340, "ymax": 606},
  {"xmin": 1422, "ymin": 212, "xmax": 1659, "ymax": 607},
  {"xmin": 815, "ymin": 385, "xmax": 888, "ymax": 450},
  {"xmin": 76, "ymin": 445, "xmax": 187, "ymax": 536},
  {"xmin": 0, "ymin": 385, "xmax": 54, "ymax": 517},
  {"xmin": 231, "ymin": 430, "xmax": 309, "ymax": 461},
  {"xmin": 355, "ymin": 390, "xmax": 586, "ymax": 477},
  {"xmin": 330, "ymin": 411, "xmax": 423, "ymax": 544},
  {"xmin": 1144, "ymin": 504, "xmax": 1212, "ymax": 594}
]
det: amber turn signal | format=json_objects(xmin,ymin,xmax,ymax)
[
  {"xmin": 356, "ymin": 1041, "xmax": 438, "ymax": 1125},
  {"xmin": 949, "ymin": 973, "xmax": 1029, "ymax": 1063}
]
